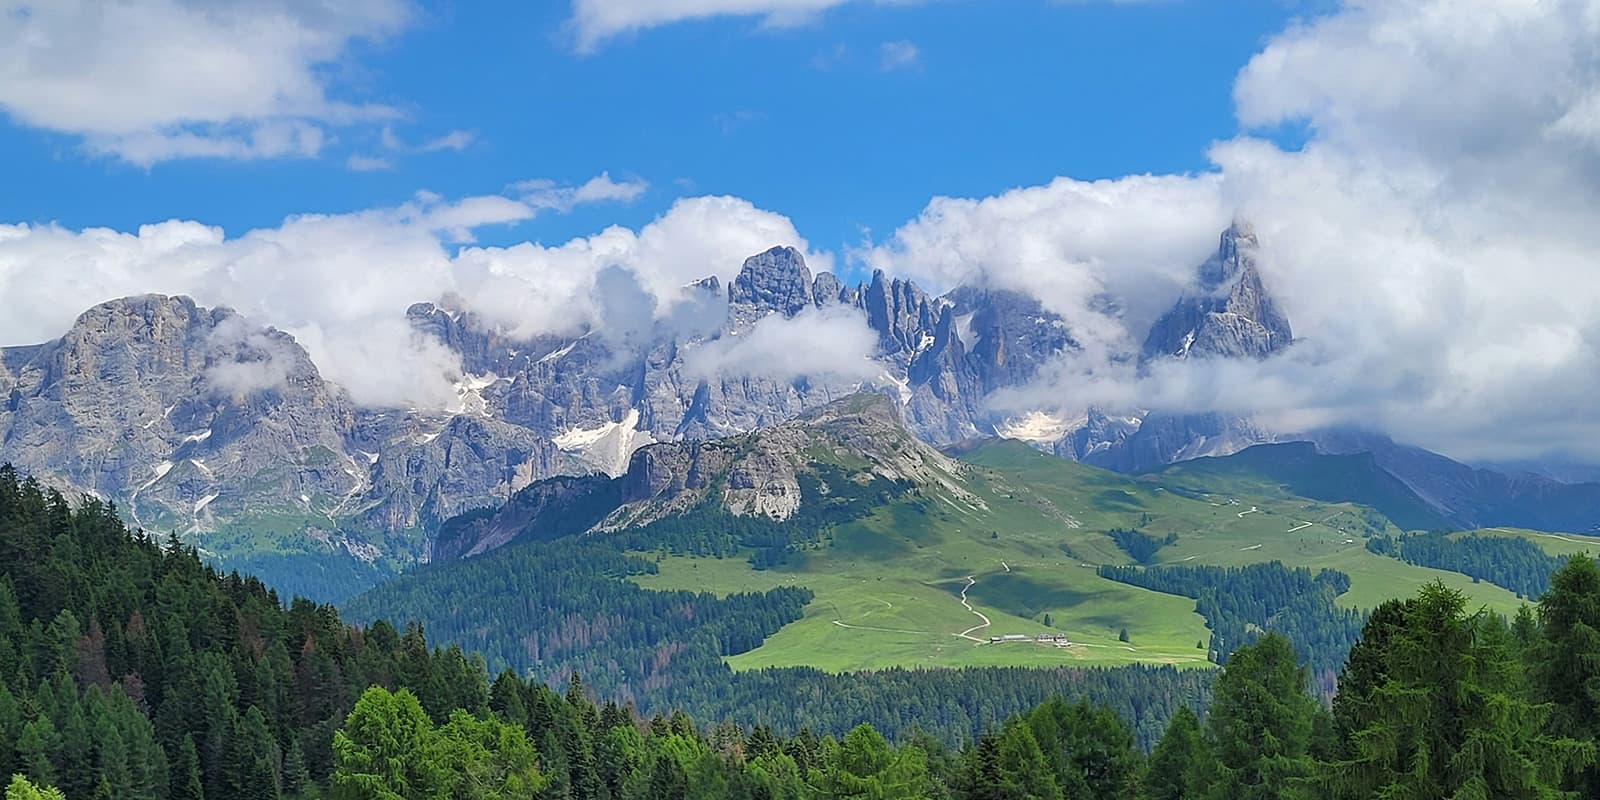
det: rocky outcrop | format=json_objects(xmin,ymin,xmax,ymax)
[
  {"xmin": 812, "ymin": 272, "xmax": 846, "ymax": 307},
  {"xmin": 614, "ymin": 392, "xmax": 968, "ymax": 528},
  {"xmin": 428, "ymin": 473, "xmax": 619, "ymax": 561},
  {"xmin": 0, "ymin": 224, "xmax": 1321, "ymax": 576},
  {"xmin": 1141, "ymin": 221, "xmax": 1293, "ymax": 362},
  {"xmin": 863, "ymin": 270, "xmax": 942, "ymax": 359},
  {"xmin": 729, "ymin": 246, "xmax": 814, "ymax": 316},
  {"xmin": 431, "ymin": 392, "xmax": 978, "ymax": 560},
  {"xmin": 1064, "ymin": 220, "xmax": 1296, "ymax": 472}
]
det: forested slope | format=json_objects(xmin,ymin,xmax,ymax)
[{"xmin": 6, "ymin": 462, "xmax": 1600, "ymax": 798}]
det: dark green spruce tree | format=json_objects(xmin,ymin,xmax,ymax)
[{"xmin": 1332, "ymin": 581, "xmax": 1590, "ymax": 799}]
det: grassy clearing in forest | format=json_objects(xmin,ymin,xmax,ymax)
[{"xmin": 634, "ymin": 441, "xmax": 1580, "ymax": 671}]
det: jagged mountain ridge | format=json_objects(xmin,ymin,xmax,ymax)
[
  {"xmin": 13, "ymin": 221, "xmax": 1510, "ymax": 593},
  {"xmin": 429, "ymin": 392, "xmax": 977, "ymax": 561},
  {"xmin": 1141, "ymin": 220, "xmax": 1293, "ymax": 362},
  {"xmin": 401, "ymin": 243, "xmax": 1088, "ymax": 470},
  {"xmin": 1301, "ymin": 430, "xmax": 1600, "ymax": 533},
  {"xmin": 0, "ymin": 295, "xmax": 583, "ymax": 572}
]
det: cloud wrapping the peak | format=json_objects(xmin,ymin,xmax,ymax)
[
  {"xmin": 0, "ymin": 189, "xmax": 821, "ymax": 410},
  {"xmin": 863, "ymin": 0, "xmax": 1600, "ymax": 463},
  {"xmin": 864, "ymin": 174, "xmax": 1231, "ymax": 358},
  {"xmin": 449, "ymin": 194, "xmax": 828, "ymax": 339},
  {"xmin": 683, "ymin": 305, "xmax": 882, "ymax": 384}
]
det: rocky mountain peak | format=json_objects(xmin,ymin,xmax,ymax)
[
  {"xmin": 729, "ymin": 245, "xmax": 814, "ymax": 315},
  {"xmin": 863, "ymin": 269, "xmax": 941, "ymax": 358},
  {"xmin": 1199, "ymin": 219, "xmax": 1260, "ymax": 291},
  {"xmin": 436, "ymin": 391, "xmax": 977, "ymax": 559},
  {"xmin": 1141, "ymin": 221, "xmax": 1293, "ymax": 362},
  {"xmin": 944, "ymin": 285, "xmax": 1075, "ymax": 393},
  {"xmin": 812, "ymin": 271, "xmax": 845, "ymax": 307},
  {"xmin": 796, "ymin": 389, "xmax": 903, "ymax": 429},
  {"xmin": 57, "ymin": 294, "xmax": 216, "ymax": 371}
]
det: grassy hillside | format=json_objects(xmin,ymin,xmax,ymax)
[
  {"xmin": 632, "ymin": 439, "xmax": 1554, "ymax": 673},
  {"xmin": 1149, "ymin": 442, "xmax": 1456, "ymax": 532},
  {"xmin": 1464, "ymin": 526, "xmax": 1600, "ymax": 558}
]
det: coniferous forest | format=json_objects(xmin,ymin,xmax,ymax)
[{"xmin": 6, "ymin": 464, "xmax": 1600, "ymax": 798}]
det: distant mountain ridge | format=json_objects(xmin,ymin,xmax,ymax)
[
  {"xmin": 430, "ymin": 392, "xmax": 970, "ymax": 562},
  {"xmin": 0, "ymin": 295, "xmax": 580, "ymax": 573},
  {"xmin": 1153, "ymin": 442, "xmax": 1456, "ymax": 532},
  {"xmin": 5, "ymin": 222, "xmax": 1594, "ymax": 595}
]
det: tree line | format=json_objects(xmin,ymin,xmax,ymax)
[
  {"xmin": 1133, "ymin": 561, "xmax": 1600, "ymax": 799},
  {"xmin": 1096, "ymin": 561, "xmax": 1364, "ymax": 680},
  {"xmin": 1105, "ymin": 529, "xmax": 1179, "ymax": 566},
  {"xmin": 0, "ymin": 462, "xmax": 1201, "ymax": 798},
  {"xmin": 11, "ymin": 459, "xmax": 1600, "ymax": 798},
  {"xmin": 1367, "ymin": 530, "xmax": 1566, "ymax": 599}
]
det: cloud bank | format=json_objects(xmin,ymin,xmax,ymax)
[
  {"xmin": 5, "ymin": 0, "xmax": 1600, "ymax": 465},
  {"xmin": 0, "ymin": 0, "xmax": 411, "ymax": 164},
  {"xmin": 683, "ymin": 306, "xmax": 882, "ymax": 384},
  {"xmin": 863, "ymin": 0, "xmax": 1600, "ymax": 463},
  {"xmin": 0, "ymin": 184, "xmax": 822, "ymax": 409}
]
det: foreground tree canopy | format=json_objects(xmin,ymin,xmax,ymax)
[{"xmin": 4, "ymin": 465, "xmax": 1600, "ymax": 797}]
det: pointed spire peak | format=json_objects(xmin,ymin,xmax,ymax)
[
  {"xmin": 747, "ymin": 245, "xmax": 806, "ymax": 268},
  {"xmin": 1225, "ymin": 216, "xmax": 1258, "ymax": 244},
  {"xmin": 1200, "ymin": 219, "xmax": 1261, "ymax": 292},
  {"xmin": 729, "ymin": 245, "xmax": 814, "ymax": 315}
]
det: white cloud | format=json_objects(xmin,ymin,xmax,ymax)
[
  {"xmin": 878, "ymin": 40, "xmax": 920, "ymax": 71},
  {"xmin": 863, "ymin": 173, "xmax": 1230, "ymax": 359},
  {"xmin": 683, "ymin": 306, "xmax": 881, "ymax": 383},
  {"xmin": 347, "ymin": 155, "xmax": 394, "ymax": 172},
  {"xmin": 512, "ymin": 172, "xmax": 650, "ymax": 213},
  {"xmin": 0, "ymin": 0, "xmax": 411, "ymax": 165},
  {"xmin": 381, "ymin": 126, "xmax": 478, "ymax": 154},
  {"xmin": 565, "ymin": 0, "xmax": 1158, "ymax": 51},
  {"xmin": 0, "ymin": 190, "xmax": 824, "ymax": 410},
  {"xmin": 418, "ymin": 130, "xmax": 477, "ymax": 153},
  {"xmin": 568, "ymin": 0, "xmax": 906, "ymax": 51}
]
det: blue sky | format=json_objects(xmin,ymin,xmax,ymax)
[
  {"xmin": 5, "ymin": 0, "xmax": 1600, "ymax": 463},
  {"xmin": 1, "ymin": 0, "xmax": 1316, "ymax": 259}
]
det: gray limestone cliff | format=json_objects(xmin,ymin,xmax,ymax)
[
  {"xmin": 1141, "ymin": 221, "xmax": 1293, "ymax": 362},
  {"xmin": 1, "ymin": 223, "xmax": 1313, "ymax": 580},
  {"xmin": 429, "ymin": 392, "xmax": 978, "ymax": 561}
]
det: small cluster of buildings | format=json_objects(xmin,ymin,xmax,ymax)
[{"xmin": 989, "ymin": 633, "xmax": 1073, "ymax": 647}]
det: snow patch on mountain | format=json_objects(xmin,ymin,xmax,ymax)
[
  {"xmin": 997, "ymin": 411, "xmax": 1079, "ymax": 443},
  {"xmin": 553, "ymin": 409, "xmax": 657, "ymax": 477}
]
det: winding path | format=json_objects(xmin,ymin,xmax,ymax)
[
  {"xmin": 956, "ymin": 576, "xmax": 992, "ymax": 642},
  {"xmin": 827, "ymin": 598, "xmax": 933, "ymax": 636},
  {"xmin": 831, "ymin": 620, "xmax": 931, "ymax": 635}
]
